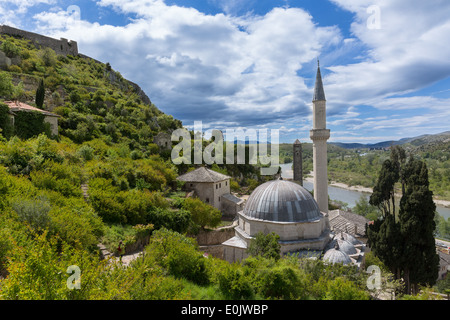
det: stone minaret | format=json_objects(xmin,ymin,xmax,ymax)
[
  {"xmin": 293, "ymin": 139, "xmax": 303, "ymax": 186},
  {"xmin": 310, "ymin": 61, "xmax": 330, "ymax": 213}
]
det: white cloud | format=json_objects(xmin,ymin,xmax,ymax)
[
  {"xmin": 3, "ymin": 0, "xmax": 449, "ymax": 143},
  {"xmin": 325, "ymin": 0, "xmax": 450, "ymax": 104},
  {"xmin": 31, "ymin": 1, "xmax": 341, "ymax": 130}
]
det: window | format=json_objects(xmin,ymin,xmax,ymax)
[
  {"xmin": 216, "ymin": 184, "xmax": 218, "ymax": 189},
  {"xmin": 226, "ymin": 181, "xmax": 228, "ymax": 186},
  {"xmin": 206, "ymin": 198, "xmax": 209, "ymax": 203},
  {"xmin": 219, "ymin": 183, "xmax": 221, "ymax": 188}
]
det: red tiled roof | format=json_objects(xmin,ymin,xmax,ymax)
[{"xmin": 3, "ymin": 101, "xmax": 59, "ymax": 117}]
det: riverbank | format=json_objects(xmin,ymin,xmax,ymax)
[{"xmin": 304, "ymin": 173, "xmax": 450, "ymax": 208}]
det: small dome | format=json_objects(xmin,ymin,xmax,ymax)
[
  {"xmin": 323, "ymin": 247, "xmax": 352, "ymax": 265},
  {"xmin": 243, "ymin": 179, "xmax": 322, "ymax": 223},
  {"xmin": 326, "ymin": 238, "xmax": 357, "ymax": 255},
  {"xmin": 339, "ymin": 232, "xmax": 363, "ymax": 246}
]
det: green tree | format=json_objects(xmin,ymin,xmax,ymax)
[
  {"xmin": 35, "ymin": 78, "xmax": 45, "ymax": 109},
  {"xmin": 0, "ymin": 71, "xmax": 14, "ymax": 98},
  {"xmin": 247, "ymin": 232, "xmax": 281, "ymax": 261},
  {"xmin": 182, "ymin": 197, "xmax": 222, "ymax": 230},
  {"xmin": 398, "ymin": 158, "xmax": 439, "ymax": 294},
  {"xmin": 353, "ymin": 195, "xmax": 380, "ymax": 221},
  {"xmin": 143, "ymin": 228, "xmax": 210, "ymax": 285},
  {"xmin": 0, "ymin": 102, "xmax": 13, "ymax": 139},
  {"xmin": 367, "ymin": 147, "xmax": 440, "ymax": 295}
]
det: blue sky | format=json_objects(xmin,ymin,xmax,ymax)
[{"xmin": 1, "ymin": 0, "xmax": 450, "ymax": 143}]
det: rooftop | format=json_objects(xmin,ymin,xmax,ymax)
[
  {"xmin": 243, "ymin": 179, "xmax": 323, "ymax": 223},
  {"xmin": 177, "ymin": 166, "xmax": 231, "ymax": 183},
  {"xmin": 313, "ymin": 62, "xmax": 326, "ymax": 102},
  {"xmin": 328, "ymin": 210, "xmax": 370, "ymax": 238},
  {"xmin": 4, "ymin": 101, "xmax": 59, "ymax": 117}
]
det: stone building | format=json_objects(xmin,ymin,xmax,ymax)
[
  {"xmin": 222, "ymin": 178, "xmax": 365, "ymax": 265},
  {"xmin": 4, "ymin": 100, "xmax": 59, "ymax": 136},
  {"xmin": 153, "ymin": 132, "xmax": 172, "ymax": 150},
  {"xmin": 222, "ymin": 179, "xmax": 331, "ymax": 262},
  {"xmin": 293, "ymin": 139, "xmax": 303, "ymax": 185},
  {"xmin": 176, "ymin": 166, "xmax": 243, "ymax": 216}
]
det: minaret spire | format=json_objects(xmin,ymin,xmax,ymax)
[
  {"xmin": 310, "ymin": 61, "xmax": 330, "ymax": 214},
  {"xmin": 313, "ymin": 60, "xmax": 326, "ymax": 102}
]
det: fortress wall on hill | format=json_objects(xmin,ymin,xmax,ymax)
[{"xmin": 0, "ymin": 25, "xmax": 78, "ymax": 56}]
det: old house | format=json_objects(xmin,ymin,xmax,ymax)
[
  {"xmin": 176, "ymin": 166, "xmax": 244, "ymax": 217},
  {"xmin": 5, "ymin": 100, "xmax": 59, "ymax": 136}
]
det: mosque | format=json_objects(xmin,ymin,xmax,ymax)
[{"xmin": 221, "ymin": 62, "xmax": 366, "ymax": 267}]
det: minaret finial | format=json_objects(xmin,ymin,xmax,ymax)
[{"xmin": 317, "ymin": 58, "xmax": 320, "ymax": 68}]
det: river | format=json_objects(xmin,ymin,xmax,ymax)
[{"xmin": 279, "ymin": 163, "xmax": 450, "ymax": 220}]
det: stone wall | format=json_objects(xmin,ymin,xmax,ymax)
[
  {"xmin": 0, "ymin": 25, "xmax": 78, "ymax": 56},
  {"xmin": 153, "ymin": 132, "xmax": 172, "ymax": 150},
  {"xmin": 194, "ymin": 224, "xmax": 236, "ymax": 259}
]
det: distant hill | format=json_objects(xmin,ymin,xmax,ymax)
[{"xmin": 330, "ymin": 131, "xmax": 450, "ymax": 149}]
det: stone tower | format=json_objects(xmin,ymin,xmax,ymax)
[
  {"xmin": 293, "ymin": 139, "xmax": 303, "ymax": 185},
  {"xmin": 309, "ymin": 61, "xmax": 330, "ymax": 213}
]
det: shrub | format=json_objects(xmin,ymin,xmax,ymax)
[
  {"xmin": 1, "ymin": 39, "xmax": 20, "ymax": 57},
  {"xmin": 0, "ymin": 232, "xmax": 111, "ymax": 300},
  {"xmin": 182, "ymin": 197, "xmax": 222, "ymax": 230},
  {"xmin": 144, "ymin": 228, "xmax": 210, "ymax": 285},
  {"xmin": 255, "ymin": 265, "xmax": 304, "ymax": 299},
  {"xmin": 217, "ymin": 263, "xmax": 254, "ymax": 299},
  {"xmin": 0, "ymin": 71, "xmax": 14, "ymax": 98},
  {"xmin": 12, "ymin": 196, "xmax": 51, "ymax": 233},
  {"xmin": 76, "ymin": 144, "xmax": 94, "ymax": 161},
  {"xmin": 49, "ymin": 200, "xmax": 104, "ymax": 251},
  {"xmin": 247, "ymin": 232, "xmax": 281, "ymax": 261}
]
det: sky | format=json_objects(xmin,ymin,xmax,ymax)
[{"xmin": 1, "ymin": 0, "xmax": 450, "ymax": 143}]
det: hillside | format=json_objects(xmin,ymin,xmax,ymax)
[{"xmin": 330, "ymin": 131, "xmax": 450, "ymax": 149}]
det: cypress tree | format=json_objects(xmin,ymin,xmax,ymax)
[
  {"xmin": 368, "ymin": 148, "xmax": 439, "ymax": 295},
  {"xmin": 35, "ymin": 79, "xmax": 45, "ymax": 109},
  {"xmin": 368, "ymin": 158, "xmax": 403, "ymax": 278},
  {"xmin": 399, "ymin": 158, "xmax": 439, "ymax": 294}
]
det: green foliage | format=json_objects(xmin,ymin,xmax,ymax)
[
  {"xmin": 182, "ymin": 197, "xmax": 222, "ymax": 230},
  {"xmin": 0, "ymin": 71, "xmax": 14, "ymax": 98},
  {"xmin": 368, "ymin": 147, "xmax": 440, "ymax": 294},
  {"xmin": 12, "ymin": 196, "xmax": 52, "ymax": 233},
  {"xmin": 76, "ymin": 144, "xmax": 94, "ymax": 161},
  {"xmin": 353, "ymin": 195, "xmax": 381, "ymax": 220},
  {"xmin": 0, "ymin": 231, "xmax": 111, "ymax": 300},
  {"xmin": 324, "ymin": 277, "xmax": 370, "ymax": 300},
  {"xmin": 0, "ymin": 102, "xmax": 13, "ymax": 139},
  {"xmin": 143, "ymin": 228, "xmax": 210, "ymax": 286},
  {"xmin": 13, "ymin": 111, "xmax": 51, "ymax": 140},
  {"xmin": 1, "ymin": 39, "xmax": 20, "ymax": 58},
  {"xmin": 247, "ymin": 232, "xmax": 281, "ymax": 261},
  {"xmin": 217, "ymin": 262, "xmax": 255, "ymax": 299}
]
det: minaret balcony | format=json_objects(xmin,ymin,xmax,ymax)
[{"xmin": 310, "ymin": 129, "xmax": 330, "ymax": 141}]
